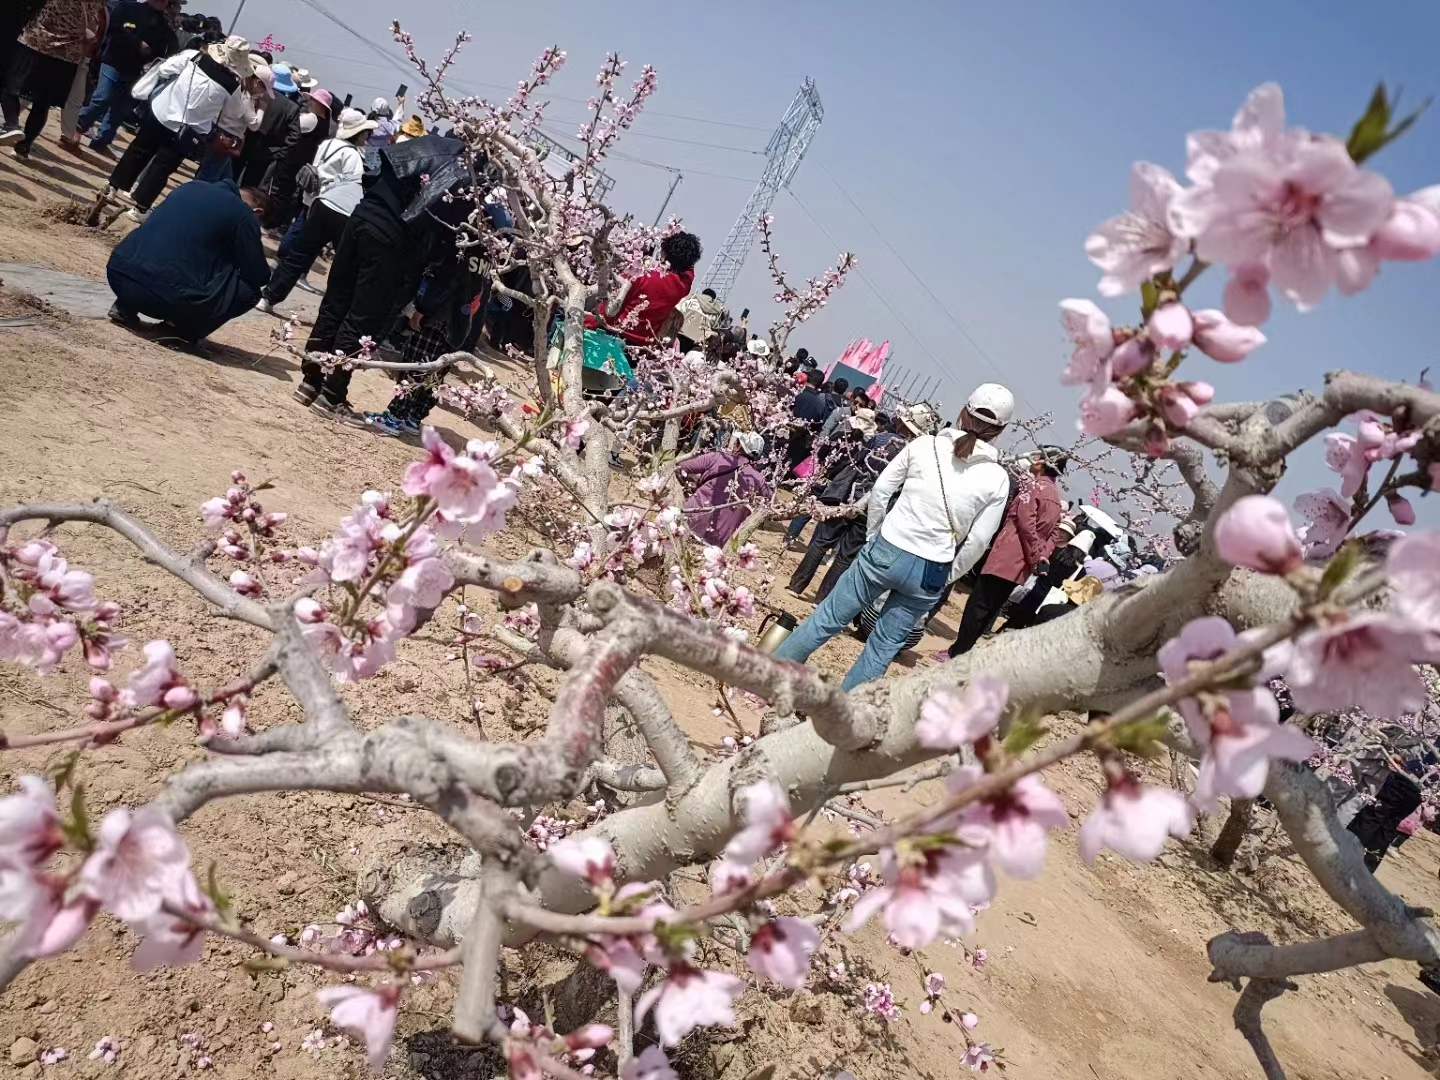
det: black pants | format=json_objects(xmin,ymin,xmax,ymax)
[
  {"xmin": 263, "ymin": 199, "xmax": 348, "ymax": 304},
  {"xmin": 1349, "ymin": 770, "xmax": 1421, "ymax": 871},
  {"xmin": 109, "ymin": 268, "xmax": 259, "ymax": 343},
  {"xmin": 303, "ymin": 215, "xmax": 405, "ymax": 404},
  {"xmin": 2, "ymin": 46, "xmax": 76, "ymax": 146},
  {"xmin": 790, "ymin": 517, "xmax": 865, "ymax": 598},
  {"xmin": 110, "ymin": 112, "xmax": 189, "ymax": 210},
  {"xmin": 948, "ymin": 573, "xmax": 1017, "ymax": 658}
]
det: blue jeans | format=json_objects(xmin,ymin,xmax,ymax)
[
  {"xmin": 774, "ymin": 535, "xmax": 944, "ymax": 691},
  {"xmin": 784, "ymin": 513, "xmax": 812, "ymax": 544},
  {"xmin": 78, "ymin": 63, "xmax": 136, "ymax": 151}
]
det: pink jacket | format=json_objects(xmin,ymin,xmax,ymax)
[{"xmin": 981, "ymin": 474, "xmax": 1064, "ymax": 584}]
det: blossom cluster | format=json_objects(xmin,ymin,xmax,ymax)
[
  {"xmin": 1063, "ymin": 83, "xmax": 1440, "ymax": 450},
  {"xmin": 0, "ymin": 536, "xmax": 120, "ymax": 672}
]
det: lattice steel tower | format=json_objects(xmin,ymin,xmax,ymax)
[{"xmin": 699, "ymin": 78, "xmax": 823, "ymax": 304}]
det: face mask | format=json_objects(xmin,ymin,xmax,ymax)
[{"xmin": 299, "ymin": 112, "xmax": 318, "ymax": 134}]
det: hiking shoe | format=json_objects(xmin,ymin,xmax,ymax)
[
  {"xmin": 0, "ymin": 128, "xmax": 22, "ymax": 147},
  {"xmin": 364, "ymin": 411, "xmax": 407, "ymax": 438},
  {"xmin": 293, "ymin": 384, "xmax": 319, "ymax": 406},
  {"xmin": 124, "ymin": 207, "xmax": 149, "ymax": 224},
  {"xmin": 107, "ymin": 303, "xmax": 141, "ymax": 330},
  {"xmin": 312, "ymin": 398, "xmax": 368, "ymax": 428}
]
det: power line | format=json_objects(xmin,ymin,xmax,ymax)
[
  {"xmin": 283, "ymin": 8, "xmax": 774, "ymax": 135},
  {"xmin": 811, "ymin": 159, "xmax": 1034, "ymax": 413},
  {"xmin": 785, "ymin": 189, "xmax": 957, "ymax": 400}
]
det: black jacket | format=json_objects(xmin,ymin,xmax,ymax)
[
  {"xmin": 101, "ymin": 1, "xmax": 175, "ymax": 75},
  {"xmin": 108, "ymin": 180, "xmax": 269, "ymax": 315}
]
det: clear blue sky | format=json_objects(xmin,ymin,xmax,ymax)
[{"xmin": 232, "ymin": 0, "xmax": 1440, "ymax": 523}]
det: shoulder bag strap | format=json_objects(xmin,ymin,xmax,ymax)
[{"xmin": 931, "ymin": 436, "xmax": 961, "ymax": 558}]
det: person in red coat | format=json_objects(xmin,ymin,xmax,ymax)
[
  {"xmin": 947, "ymin": 445, "xmax": 1068, "ymax": 657},
  {"xmin": 587, "ymin": 231, "xmax": 702, "ymax": 347}
]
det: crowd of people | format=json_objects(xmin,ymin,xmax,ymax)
[{"xmin": 2, "ymin": 0, "xmax": 1163, "ymax": 693}]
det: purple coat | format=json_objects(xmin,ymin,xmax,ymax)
[{"xmin": 676, "ymin": 451, "xmax": 773, "ymax": 546}]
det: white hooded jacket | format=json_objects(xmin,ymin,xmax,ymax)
[{"xmin": 865, "ymin": 430, "xmax": 1010, "ymax": 582}]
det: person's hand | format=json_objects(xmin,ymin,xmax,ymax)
[{"xmin": 408, "ymin": 309, "xmax": 423, "ymax": 331}]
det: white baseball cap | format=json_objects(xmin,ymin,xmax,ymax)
[{"xmin": 966, "ymin": 383, "xmax": 1015, "ymax": 426}]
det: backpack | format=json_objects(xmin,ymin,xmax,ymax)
[{"xmin": 295, "ymin": 142, "xmax": 351, "ymax": 199}]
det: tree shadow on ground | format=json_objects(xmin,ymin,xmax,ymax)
[
  {"xmin": 8, "ymin": 151, "xmax": 96, "ymax": 191},
  {"xmin": 204, "ymin": 339, "xmax": 298, "ymax": 382},
  {"xmin": 400, "ymin": 1028, "xmax": 506, "ymax": 1080},
  {"xmin": 1383, "ymin": 982, "xmax": 1440, "ymax": 1076},
  {"xmin": 1165, "ymin": 835, "xmax": 1333, "ymax": 940}
]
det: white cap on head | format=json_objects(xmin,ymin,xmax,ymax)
[
  {"xmin": 736, "ymin": 432, "xmax": 764, "ymax": 457},
  {"xmin": 966, "ymin": 383, "xmax": 1015, "ymax": 426}
]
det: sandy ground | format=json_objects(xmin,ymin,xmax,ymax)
[{"xmin": 2, "ymin": 120, "xmax": 1440, "ymax": 1080}]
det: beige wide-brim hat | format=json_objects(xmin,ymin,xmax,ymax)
[
  {"xmin": 848, "ymin": 408, "xmax": 878, "ymax": 438},
  {"xmin": 336, "ymin": 108, "xmax": 378, "ymax": 142},
  {"xmin": 900, "ymin": 402, "xmax": 936, "ymax": 436},
  {"xmin": 208, "ymin": 36, "xmax": 254, "ymax": 78}
]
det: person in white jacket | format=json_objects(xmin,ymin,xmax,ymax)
[
  {"xmin": 106, "ymin": 36, "xmax": 255, "ymax": 219},
  {"xmin": 774, "ymin": 383, "xmax": 1014, "ymax": 690},
  {"xmin": 257, "ymin": 107, "xmax": 376, "ymax": 312}
]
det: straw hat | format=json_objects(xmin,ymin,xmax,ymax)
[
  {"xmin": 399, "ymin": 115, "xmax": 427, "ymax": 139},
  {"xmin": 207, "ymin": 35, "xmax": 254, "ymax": 78},
  {"xmin": 294, "ymin": 67, "xmax": 318, "ymax": 90},
  {"xmin": 900, "ymin": 402, "xmax": 937, "ymax": 436},
  {"xmin": 336, "ymin": 107, "xmax": 379, "ymax": 142}
]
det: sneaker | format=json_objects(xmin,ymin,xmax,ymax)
[
  {"xmin": 154, "ymin": 334, "xmax": 210, "ymax": 359},
  {"xmin": 124, "ymin": 207, "xmax": 149, "ymax": 224},
  {"xmin": 107, "ymin": 303, "xmax": 141, "ymax": 330},
  {"xmin": 0, "ymin": 128, "xmax": 21, "ymax": 147},
  {"xmin": 13, "ymin": 141, "xmax": 30, "ymax": 159},
  {"xmin": 58, "ymin": 135, "xmax": 83, "ymax": 156},
  {"xmin": 89, "ymin": 142, "xmax": 118, "ymax": 161},
  {"xmin": 364, "ymin": 411, "xmax": 407, "ymax": 438},
  {"xmin": 398, "ymin": 417, "xmax": 421, "ymax": 437},
  {"xmin": 294, "ymin": 275, "xmax": 323, "ymax": 296},
  {"xmin": 293, "ymin": 384, "xmax": 319, "ymax": 406},
  {"xmin": 255, "ymin": 297, "xmax": 290, "ymax": 318},
  {"xmin": 111, "ymin": 187, "xmax": 135, "ymax": 205},
  {"xmin": 311, "ymin": 398, "xmax": 368, "ymax": 428}
]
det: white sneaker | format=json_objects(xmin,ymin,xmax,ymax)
[
  {"xmin": 0, "ymin": 128, "xmax": 22, "ymax": 147},
  {"xmin": 255, "ymin": 298, "xmax": 290, "ymax": 318},
  {"xmin": 124, "ymin": 207, "xmax": 149, "ymax": 224}
]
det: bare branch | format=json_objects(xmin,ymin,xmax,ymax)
[{"xmin": 0, "ymin": 501, "xmax": 270, "ymax": 628}]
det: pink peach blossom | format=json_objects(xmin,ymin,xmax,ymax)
[
  {"xmin": 548, "ymin": 836, "xmax": 614, "ymax": 888},
  {"xmin": 78, "ymin": 806, "xmax": 195, "ymax": 924},
  {"xmin": 1213, "ymin": 495, "xmax": 1303, "ymax": 574},
  {"xmin": 636, "ymin": 965, "xmax": 744, "ymax": 1046},
  {"xmin": 1324, "ymin": 432, "xmax": 1372, "ymax": 499},
  {"xmin": 1387, "ymin": 532, "xmax": 1440, "ymax": 634},
  {"xmin": 1170, "ymin": 120, "xmax": 1395, "ymax": 307},
  {"xmin": 1077, "ymin": 381, "xmax": 1138, "ymax": 438},
  {"xmin": 0, "ymin": 775, "xmax": 62, "ymax": 867},
  {"xmin": 1147, "ymin": 302, "xmax": 1193, "ymax": 351},
  {"xmin": 1059, "ymin": 300, "xmax": 1113, "ymax": 386},
  {"xmin": 747, "ymin": 916, "xmax": 820, "ymax": 989},
  {"xmin": 315, "ymin": 983, "xmax": 401, "ymax": 1071},
  {"xmin": 1222, "ymin": 262, "xmax": 1272, "ymax": 326},
  {"xmin": 1078, "ymin": 781, "xmax": 1195, "ymax": 863},
  {"xmin": 120, "ymin": 641, "xmax": 190, "ymax": 710},
  {"xmin": 844, "ymin": 845, "xmax": 994, "ymax": 949},
  {"xmin": 1295, "ymin": 489, "xmax": 1350, "ymax": 559},
  {"xmin": 914, "ymin": 675, "xmax": 1008, "ymax": 750},
  {"xmin": 1190, "ymin": 308, "xmax": 1267, "ymax": 362},
  {"xmin": 1193, "ymin": 713, "xmax": 1315, "ymax": 811},
  {"xmin": 723, "ymin": 781, "xmax": 793, "ymax": 866},
  {"xmin": 951, "ymin": 769, "xmax": 1069, "ymax": 879},
  {"xmin": 621, "ymin": 1046, "xmax": 678, "ymax": 1080},
  {"xmin": 1085, "ymin": 162, "xmax": 1188, "ymax": 296},
  {"xmin": 1386, "ymin": 492, "xmax": 1416, "ymax": 526},
  {"xmin": 1286, "ymin": 614, "xmax": 1429, "ymax": 719},
  {"xmin": 1371, "ymin": 187, "xmax": 1440, "ymax": 261}
]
